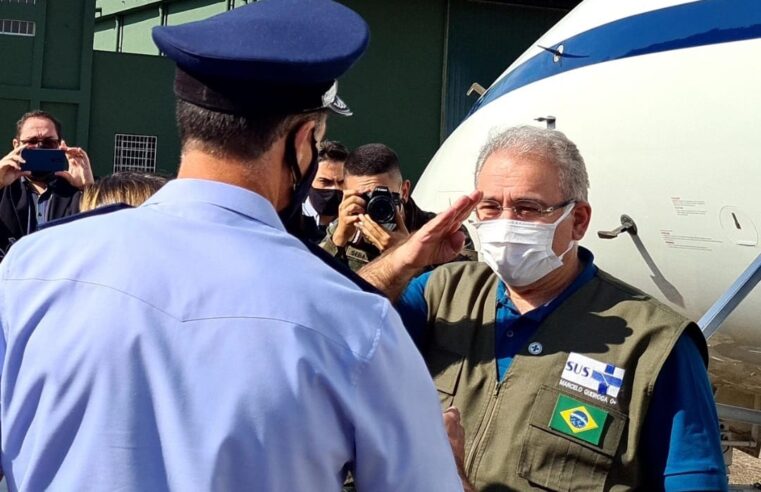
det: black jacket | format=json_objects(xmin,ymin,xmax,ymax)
[{"xmin": 0, "ymin": 178, "xmax": 81, "ymax": 260}]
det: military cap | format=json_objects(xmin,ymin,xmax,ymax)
[{"xmin": 152, "ymin": 0, "xmax": 369, "ymax": 116}]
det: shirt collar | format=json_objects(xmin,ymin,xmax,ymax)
[
  {"xmin": 22, "ymin": 177, "xmax": 50, "ymax": 198},
  {"xmin": 497, "ymin": 246, "xmax": 598, "ymax": 321},
  {"xmin": 302, "ymin": 196, "xmax": 319, "ymax": 218},
  {"xmin": 142, "ymin": 178, "xmax": 285, "ymax": 231}
]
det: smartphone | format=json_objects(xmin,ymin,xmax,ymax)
[{"xmin": 20, "ymin": 148, "xmax": 68, "ymax": 173}]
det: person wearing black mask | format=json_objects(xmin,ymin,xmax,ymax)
[{"xmin": 301, "ymin": 140, "xmax": 347, "ymax": 243}]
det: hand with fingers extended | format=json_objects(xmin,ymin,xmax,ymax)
[
  {"xmin": 394, "ymin": 190, "xmax": 483, "ymax": 270},
  {"xmin": 356, "ymin": 206, "xmax": 410, "ymax": 252},
  {"xmin": 358, "ymin": 190, "xmax": 482, "ymax": 301},
  {"xmin": 56, "ymin": 140, "xmax": 94, "ymax": 189},
  {"xmin": 331, "ymin": 189, "xmax": 366, "ymax": 247},
  {"xmin": 0, "ymin": 146, "xmax": 31, "ymax": 188}
]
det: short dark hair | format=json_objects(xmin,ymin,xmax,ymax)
[
  {"xmin": 176, "ymin": 100, "xmax": 326, "ymax": 161},
  {"xmin": 318, "ymin": 140, "xmax": 349, "ymax": 163},
  {"xmin": 16, "ymin": 110, "xmax": 63, "ymax": 139},
  {"xmin": 344, "ymin": 143, "xmax": 401, "ymax": 177}
]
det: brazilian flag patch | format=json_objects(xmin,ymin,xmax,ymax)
[{"xmin": 549, "ymin": 394, "xmax": 608, "ymax": 446}]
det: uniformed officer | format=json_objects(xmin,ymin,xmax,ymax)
[
  {"xmin": 360, "ymin": 126, "xmax": 727, "ymax": 490},
  {"xmin": 0, "ymin": 1, "xmax": 464, "ymax": 490}
]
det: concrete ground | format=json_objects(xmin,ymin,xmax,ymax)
[
  {"xmin": 730, "ymin": 449, "xmax": 761, "ymax": 489},
  {"xmin": 0, "ymin": 449, "xmax": 756, "ymax": 490}
]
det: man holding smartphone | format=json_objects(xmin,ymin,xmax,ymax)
[{"xmin": 0, "ymin": 110, "xmax": 94, "ymax": 259}]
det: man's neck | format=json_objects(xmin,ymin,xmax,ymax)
[
  {"xmin": 27, "ymin": 179, "xmax": 47, "ymax": 195},
  {"xmin": 506, "ymin": 249, "xmax": 583, "ymax": 314},
  {"xmin": 177, "ymin": 147, "xmax": 284, "ymax": 206}
]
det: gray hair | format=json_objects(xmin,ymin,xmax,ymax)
[{"xmin": 474, "ymin": 125, "xmax": 589, "ymax": 201}]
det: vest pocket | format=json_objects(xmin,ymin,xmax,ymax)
[
  {"xmin": 427, "ymin": 347, "xmax": 465, "ymax": 408},
  {"xmin": 517, "ymin": 385, "xmax": 627, "ymax": 492}
]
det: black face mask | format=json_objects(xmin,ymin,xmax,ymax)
[
  {"xmin": 308, "ymin": 187, "xmax": 343, "ymax": 216},
  {"xmin": 279, "ymin": 128, "xmax": 319, "ymax": 237}
]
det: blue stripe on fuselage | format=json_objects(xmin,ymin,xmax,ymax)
[{"xmin": 469, "ymin": 0, "xmax": 761, "ymax": 116}]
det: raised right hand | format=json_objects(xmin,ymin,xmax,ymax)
[
  {"xmin": 0, "ymin": 146, "xmax": 31, "ymax": 188},
  {"xmin": 332, "ymin": 189, "xmax": 366, "ymax": 247},
  {"xmin": 393, "ymin": 190, "xmax": 482, "ymax": 270}
]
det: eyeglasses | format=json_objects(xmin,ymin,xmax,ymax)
[
  {"xmin": 20, "ymin": 137, "xmax": 60, "ymax": 149},
  {"xmin": 475, "ymin": 199, "xmax": 574, "ymax": 221}
]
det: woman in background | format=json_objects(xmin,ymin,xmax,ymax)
[{"xmin": 80, "ymin": 172, "xmax": 167, "ymax": 211}]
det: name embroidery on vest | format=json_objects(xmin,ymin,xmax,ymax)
[{"xmin": 559, "ymin": 352, "xmax": 625, "ymax": 406}]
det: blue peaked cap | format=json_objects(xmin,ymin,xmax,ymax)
[{"xmin": 152, "ymin": 0, "xmax": 369, "ymax": 116}]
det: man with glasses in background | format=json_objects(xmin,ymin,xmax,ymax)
[
  {"xmin": 0, "ymin": 110, "xmax": 94, "ymax": 258},
  {"xmin": 359, "ymin": 125, "xmax": 727, "ymax": 490}
]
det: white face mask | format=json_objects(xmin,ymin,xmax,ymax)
[{"xmin": 473, "ymin": 203, "xmax": 576, "ymax": 287}]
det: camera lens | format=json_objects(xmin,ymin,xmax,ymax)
[{"xmin": 367, "ymin": 196, "xmax": 396, "ymax": 224}]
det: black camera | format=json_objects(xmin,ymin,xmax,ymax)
[{"xmin": 361, "ymin": 186, "xmax": 401, "ymax": 224}]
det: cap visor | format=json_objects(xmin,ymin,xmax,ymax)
[{"xmin": 327, "ymin": 95, "xmax": 353, "ymax": 117}]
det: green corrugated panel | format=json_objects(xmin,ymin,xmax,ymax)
[
  {"xmin": 94, "ymin": 18, "xmax": 117, "ymax": 51},
  {"xmin": 123, "ymin": 8, "xmax": 161, "ymax": 55},
  {"xmin": 329, "ymin": 0, "xmax": 447, "ymax": 185},
  {"xmin": 166, "ymin": 0, "xmax": 226, "ymax": 26},
  {"xmin": 42, "ymin": 0, "xmax": 85, "ymax": 90},
  {"xmin": 0, "ymin": 35, "xmax": 35, "ymax": 87},
  {"xmin": 40, "ymin": 101, "xmax": 79, "ymax": 144},
  {"xmin": 0, "ymin": 98, "xmax": 31, "ymax": 139},
  {"xmin": 443, "ymin": 0, "xmax": 574, "ymax": 137},
  {"xmin": 88, "ymin": 51, "xmax": 178, "ymax": 177}
]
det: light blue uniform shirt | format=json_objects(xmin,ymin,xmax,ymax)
[
  {"xmin": 0, "ymin": 179, "xmax": 461, "ymax": 491},
  {"xmin": 397, "ymin": 250, "xmax": 727, "ymax": 491}
]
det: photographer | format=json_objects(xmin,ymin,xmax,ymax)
[
  {"xmin": 321, "ymin": 143, "xmax": 473, "ymax": 271},
  {"xmin": 0, "ymin": 110, "xmax": 94, "ymax": 259}
]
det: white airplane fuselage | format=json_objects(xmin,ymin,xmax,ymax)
[{"xmin": 413, "ymin": 0, "xmax": 761, "ymax": 435}]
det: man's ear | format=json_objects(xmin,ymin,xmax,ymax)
[
  {"xmin": 401, "ymin": 179, "xmax": 411, "ymax": 202},
  {"xmin": 12, "ymin": 138, "xmax": 19, "ymax": 149},
  {"xmin": 293, "ymin": 120, "xmax": 317, "ymax": 170},
  {"xmin": 572, "ymin": 201, "xmax": 592, "ymax": 240}
]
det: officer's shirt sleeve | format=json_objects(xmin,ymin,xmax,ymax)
[
  {"xmin": 351, "ymin": 300, "xmax": 462, "ymax": 492},
  {"xmin": 394, "ymin": 271, "xmax": 433, "ymax": 349},
  {"xmin": 641, "ymin": 333, "xmax": 728, "ymax": 491}
]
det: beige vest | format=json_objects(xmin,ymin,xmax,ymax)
[{"xmin": 422, "ymin": 262, "xmax": 706, "ymax": 491}]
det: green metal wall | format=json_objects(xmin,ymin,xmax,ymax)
[
  {"xmin": 91, "ymin": 0, "xmax": 449, "ymax": 184},
  {"xmin": 88, "ymin": 51, "xmax": 178, "ymax": 177},
  {"xmin": 444, "ymin": 0, "xmax": 573, "ymax": 137},
  {"xmin": 327, "ymin": 0, "xmax": 447, "ymax": 184},
  {"xmin": 0, "ymin": 0, "xmax": 95, "ymax": 150},
  {"xmin": 165, "ymin": 0, "xmax": 226, "ymax": 26},
  {"xmin": 93, "ymin": 0, "xmax": 229, "ymax": 56},
  {"xmin": 83, "ymin": 0, "xmax": 577, "ymax": 184}
]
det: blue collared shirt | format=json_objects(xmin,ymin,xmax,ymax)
[
  {"xmin": 23, "ymin": 178, "xmax": 52, "ymax": 228},
  {"xmin": 0, "ymin": 179, "xmax": 461, "ymax": 491},
  {"xmin": 397, "ymin": 249, "xmax": 727, "ymax": 491},
  {"xmin": 493, "ymin": 248, "xmax": 598, "ymax": 381}
]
